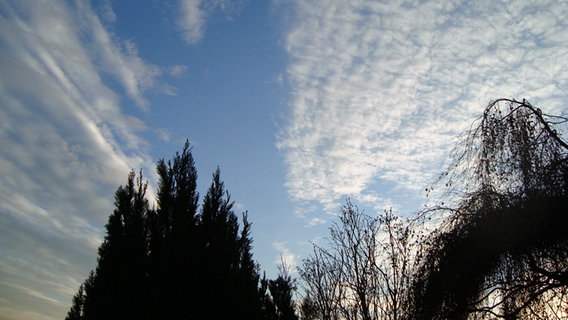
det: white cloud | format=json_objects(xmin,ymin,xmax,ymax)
[
  {"xmin": 177, "ymin": 0, "xmax": 246, "ymax": 44},
  {"xmin": 179, "ymin": 0, "xmax": 206, "ymax": 44},
  {"xmin": 307, "ymin": 217, "xmax": 326, "ymax": 227},
  {"xmin": 278, "ymin": 0, "xmax": 568, "ymax": 218},
  {"xmin": 0, "ymin": 1, "xmax": 166, "ymax": 319},
  {"xmin": 98, "ymin": 0, "xmax": 117, "ymax": 24},
  {"xmin": 168, "ymin": 64, "xmax": 188, "ymax": 77},
  {"xmin": 272, "ymin": 241, "xmax": 298, "ymax": 274}
]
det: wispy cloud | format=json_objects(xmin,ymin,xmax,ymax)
[
  {"xmin": 272, "ymin": 241, "xmax": 298, "ymax": 274},
  {"xmin": 177, "ymin": 0, "xmax": 246, "ymax": 44},
  {"xmin": 0, "ymin": 1, "xmax": 166, "ymax": 318},
  {"xmin": 278, "ymin": 0, "xmax": 568, "ymax": 217},
  {"xmin": 168, "ymin": 64, "xmax": 188, "ymax": 77},
  {"xmin": 179, "ymin": 0, "xmax": 207, "ymax": 44}
]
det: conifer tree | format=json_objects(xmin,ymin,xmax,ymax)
[
  {"xmin": 67, "ymin": 142, "xmax": 279, "ymax": 320},
  {"xmin": 65, "ymin": 284, "xmax": 85, "ymax": 320},
  {"xmin": 269, "ymin": 268, "xmax": 299, "ymax": 320},
  {"xmin": 198, "ymin": 167, "xmax": 241, "ymax": 317},
  {"xmin": 80, "ymin": 171, "xmax": 150, "ymax": 320},
  {"xmin": 235, "ymin": 212, "xmax": 263, "ymax": 319},
  {"xmin": 149, "ymin": 140, "xmax": 200, "ymax": 318},
  {"xmin": 260, "ymin": 272, "xmax": 279, "ymax": 320}
]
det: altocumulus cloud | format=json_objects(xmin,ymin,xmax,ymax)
[
  {"xmin": 0, "ymin": 1, "xmax": 164, "ymax": 319},
  {"xmin": 278, "ymin": 0, "xmax": 568, "ymax": 218}
]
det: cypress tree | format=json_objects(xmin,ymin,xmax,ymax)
[
  {"xmin": 150, "ymin": 140, "xmax": 200, "ymax": 318},
  {"xmin": 66, "ymin": 142, "xmax": 279, "ymax": 319},
  {"xmin": 269, "ymin": 265, "xmax": 299, "ymax": 320},
  {"xmin": 65, "ymin": 284, "xmax": 85, "ymax": 320},
  {"xmin": 198, "ymin": 167, "xmax": 241, "ymax": 317},
  {"xmin": 237, "ymin": 212, "xmax": 262, "ymax": 319},
  {"xmin": 80, "ymin": 171, "xmax": 150, "ymax": 320}
]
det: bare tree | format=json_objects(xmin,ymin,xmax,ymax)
[
  {"xmin": 300, "ymin": 200, "xmax": 417, "ymax": 320},
  {"xmin": 299, "ymin": 242, "xmax": 343, "ymax": 320},
  {"xmin": 375, "ymin": 209, "xmax": 415, "ymax": 320}
]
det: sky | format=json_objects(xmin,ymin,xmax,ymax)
[{"xmin": 1, "ymin": 0, "xmax": 568, "ymax": 319}]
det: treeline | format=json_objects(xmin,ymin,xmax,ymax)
[
  {"xmin": 68, "ymin": 98, "xmax": 568, "ymax": 319},
  {"xmin": 298, "ymin": 99, "xmax": 568, "ymax": 319},
  {"xmin": 66, "ymin": 142, "xmax": 298, "ymax": 320}
]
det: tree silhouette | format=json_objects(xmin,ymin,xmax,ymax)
[
  {"xmin": 67, "ymin": 141, "xmax": 288, "ymax": 319},
  {"xmin": 299, "ymin": 295, "xmax": 319, "ymax": 320},
  {"xmin": 74, "ymin": 171, "xmax": 151, "ymax": 320},
  {"xmin": 236, "ymin": 212, "xmax": 264, "ymax": 319},
  {"xmin": 197, "ymin": 167, "xmax": 247, "ymax": 318},
  {"xmin": 147, "ymin": 140, "xmax": 200, "ymax": 318},
  {"xmin": 65, "ymin": 283, "xmax": 85, "ymax": 320},
  {"xmin": 376, "ymin": 208, "xmax": 416, "ymax": 320},
  {"xmin": 410, "ymin": 98, "xmax": 568, "ymax": 319},
  {"xmin": 299, "ymin": 200, "xmax": 417, "ymax": 320},
  {"xmin": 269, "ymin": 259, "xmax": 299, "ymax": 320}
]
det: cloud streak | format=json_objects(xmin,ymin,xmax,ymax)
[
  {"xmin": 278, "ymin": 0, "xmax": 568, "ymax": 216},
  {"xmin": 0, "ymin": 1, "xmax": 165, "ymax": 319},
  {"xmin": 179, "ymin": 0, "xmax": 207, "ymax": 44},
  {"xmin": 177, "ymin": 0, "xmax": 246, "ymax": 44}
]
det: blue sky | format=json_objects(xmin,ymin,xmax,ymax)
[{"xmin": 2, "ymin": 0, "xmax": 568, "ymax": 319}]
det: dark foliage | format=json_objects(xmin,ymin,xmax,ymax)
[
  {"xmin": 66, "ymin": 141, "xmax": 297, "ymax": 320},
  {"xmin": 410, "ymin": 99, "xmax": 568, "ymax": 319},
  {"xmin": 81, "ymin": 171, "xmax": 150, "ymax": 320},
  {"xmin": 297, "ymin": 98, "xmax": 568, "ymax": 320},
  {"xmin": 65, "ymin": 283, "xmax": 85, "ymax": 320},
  {"xmin": 268, "ymin": 262, "xmax": 299, "ymax": 320},
  {"xmin": 299, "ymin": 295, "xmax": 319, "ymax": 320},
  {"xmin": 67, "ymin": 98, "xmax": 568, "ymax": 319}
]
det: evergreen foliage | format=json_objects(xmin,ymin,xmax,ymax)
[
  {"xmin": 81, "ymin": 171, "xmax": 150, "ymax": 320},
  {"xmin": 66, "ymin": 141, "xmax": 298, "ymax": 320},
  {"xmin": 65, "ymin": 284, "xmax": 84, "ymax": 320},
  {"xmin": 269, "ymin": 262, "xmax": 299, "ymax": 320}
]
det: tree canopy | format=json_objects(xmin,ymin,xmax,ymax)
[
  {"xmin": 411, "ymin": 98, "xmax": 568, "ymax": 319},
  {"xmin": 66, "ymin": 141, "xmax": 298, "ymax": 320},
  {"xmin": 298, "ymin": 98, "xmax": 568, "ymax": 320},
  {"xmin": 67, "ymin": 98, "xmax": 568, "ymax": 319}
]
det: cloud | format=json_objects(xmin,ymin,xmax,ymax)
[
  {"xmin": 307, "ymin": 217, "xmax": 326, "ymax": 227},
  {"xmin": 179, "ymin": 0, "xmax": 207, "ymax": 44},
  {"xmin": 168, "ymin": 64, "xmax": 188, "ymax": 77},
  {"xmin": 272, "ymin": 241, "xmax": 298, "ymax": 273},
  {"xmin": 278, "ymin": 0, "xmax": 568, "ymax": 217},
  {"xmin": 177, "ymin": 0, "xmax": 246, "ymax": 44},
  {"xmin": 97, "ymin": 0, "xmax": 117, "ymax": 24},
  {"xmin": 0, "ymin": 1, "xmax": 165, "ymax": 319}
]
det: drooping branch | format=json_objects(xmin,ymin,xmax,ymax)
[
  {"xmin": 493, "ymin": 98, "xmax": 568, "ymax": 151},
  {"xmin": 409, "ymin": 98, "xmax": 568, "ymax": 319}
]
